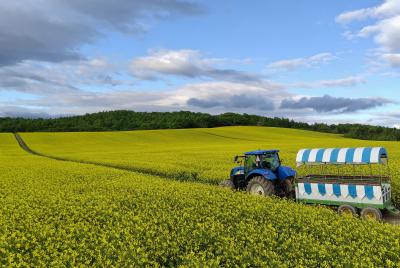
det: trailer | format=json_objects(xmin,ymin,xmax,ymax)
[{"xmin": 295, "ymin": 147, "xmax": 399, "ymax": 220}]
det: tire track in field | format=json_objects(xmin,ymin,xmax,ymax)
[
  {"xmin": 194, "ymin": 130, "xmax": 261, "ymax": 142},
  {"xmin": 14, "ymin": 133, "xmax": 209, "ymax": 184}
]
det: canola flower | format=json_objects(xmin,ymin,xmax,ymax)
[
  {"xmin": 1, "ymin": 133, "xmax": 400, "ymax": 266},
  {"xmin": 21, "ymin": 126, "xmax": 400, "ymax": 207}
]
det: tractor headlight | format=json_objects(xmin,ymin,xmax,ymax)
[{"xmin": 235, "ymin": 170, "xmax": 244, "ymax": 175}]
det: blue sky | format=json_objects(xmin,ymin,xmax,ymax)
[{"xmin": 0, "ymin": 0, "xmax": 399, "ymax": 126}]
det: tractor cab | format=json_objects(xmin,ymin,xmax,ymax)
[
  {"xmin": 243, "ymin": 150, "xmax": 281, "ymax": 173},
  {"xmin": 222, "ymin": 149, "xmax": 296, "ymax": 197}
]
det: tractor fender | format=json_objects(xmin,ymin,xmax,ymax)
[
  {"xmin": 230, "ymin": 166, "xmax": 244, "ymax": 177},
  {"xmin": 277, "ymin": 166, "xmax": 297, "ymax": 180},
  {"xmin": 246, "ymin": 169, "xmax": 277, "ymax": 182}
]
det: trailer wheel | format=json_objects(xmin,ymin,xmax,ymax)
[
  {"xmin": 361, "ymin": 207, "xmax": 382, "ymax": 221},
  {"xmin": 337, "ymin": 205, "xmax": 357, "ymax": 217},
  {"xmin": 247, "ymin": 176, "xmax": 275, "ymax": 197},
  {"xmin": 219, "ymin": 179, "xmax": 235, "ymax": 189}
]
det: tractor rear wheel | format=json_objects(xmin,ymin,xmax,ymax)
[
  {"xmin": 284, "ymin": 177, "xmax": 295, "ymax": 198},
  {"xmin": 338, "ymin": 205, "xmax": 357, "ymax": 217},
  {"xmin": 247, "ymin": 176, "xmax": 275, "ymax": 197},
  {"xmin": 219, "ymin": 179, "xmax": 235, "ymax": 189},
  {"xmin": 361, "ymin": 207, "xmax": 382, "ymax": 221}
]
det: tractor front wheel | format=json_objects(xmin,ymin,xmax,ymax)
[{"xmin": 247, "ymin": 176, "xmax": 275, "ymax": 197}]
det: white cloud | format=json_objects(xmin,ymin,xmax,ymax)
[
  {"xmin": 2, "ymin": 75, "xmax": 389, "ymax": 118},
  {"xmin": 0, "ymin": 55, "xmax": 370, "ymax": 117},
  {"xmin": 130, "ymin": 49, "xmax": 264, "ymax": 83},
  {"xmin": 358, "ymin": 16, "xmax": 400, "ymax": 52},
  {"xmin": 336, "ymin": 0, "xmax": 400, "ymax": 24},
  {"xmin": 0, "ymin": 58, "xmax": 126, "ymax": 96},
  {"xmin": 0, "ymin": 106, "xmax": 54, "ymax": 118},
  {"xmin": 366, "ymin": 112, "xmax": 400, "ymax": 128},
  {"xmin": 381, "ymin": 53, "xmax": 400, "ymax": 67},
  {"xmin": 130, "ymin": 49, "xmax": 204, "ymax": 79},
  {"xmin": 266, "ymin": 52, "xmax": 335, "ymax": 72},
  {"xmin": 336, "ymin": 0, "xmax": 400, "ymax": 66},
  {"xmin": 288, "ymin": 75, "xmax": 366, "ymax": 88},
  {"xmin": 1, "ymin": 80, "xmax": 290, "ymax": 116},
  {"xmin": 0, "ymin": 45, "xmax": 382, "ymax": 120}
]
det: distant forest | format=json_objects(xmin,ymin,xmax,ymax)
[{"xmin": 1, "ymin": 110, "xmax": 399, "ymax": 141}]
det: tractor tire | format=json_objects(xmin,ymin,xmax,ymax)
[
  {"xmin": 219, "ymin": 179, "xmax": 235, "ymax": 189},
  {"xmin": 247, "ymin": 176, "xmax": 275, "ymax": 197},
  {"xmin": 284, "ymin": 177, "xmax": 295, "ymax": 198},
  {"xmin": 360, "ymin": 207, "xmax": 382, "ymax": 221},
  {"xmin": 338, "ymin": 205, "xmax": 357, "ymax": 217}
]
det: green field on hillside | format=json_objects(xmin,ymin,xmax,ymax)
[
  {"xmin": 21, "ymin": 126, "xmax": 400, "ymax": 205},
  {"xmin": 2, "ymin": 128, "xmax": 400, "ymax": 266}
]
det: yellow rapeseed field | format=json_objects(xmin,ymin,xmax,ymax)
[
  {"xmin": 1, "ymin": 128, "xmax": 400, "ymax": 266},
  {"xmin": 21, "ymin": 126, "xmax": 400, "ymax": 206}
]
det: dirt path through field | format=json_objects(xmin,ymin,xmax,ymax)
[{"xmin": 14, "ymin": 133, "xmax": 198, "ymax": 183}]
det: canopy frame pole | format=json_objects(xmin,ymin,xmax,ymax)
[
  {"xmin": 336, "ymin": 164, "xmax": 340, "ymax": 181},
  {"xmin": 320, "ymin": 164, "xmax": 324, "ymax": 179},
  {"xmin": 369, "ymin": 163, "xmax": 372, "ymax": 177},
  {"xmin": 387, "ymin": 164, "xmax": 392, "ymax": 183}
]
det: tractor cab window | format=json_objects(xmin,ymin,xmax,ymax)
[
  {"xmin": 262, "ymin": 153, "xmax": 280, "ymax": 171},
  {"xmin": 245, "ymin": 153, "xmax": 280, "ymax": 172},
  {"xmin": 245, "ymin": 155, "xmax": 263, "ymax": 172}
]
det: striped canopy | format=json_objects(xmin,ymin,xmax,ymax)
[{"xmin": 296, "ymin": 147, "xmax": 388, "ymax": 166}]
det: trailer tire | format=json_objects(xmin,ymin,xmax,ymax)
[
  {"xmin": 361, "ymin": 207, "xmax": 382, "ymax": 221},
  {"xmin": 338, "ymin": 205, "xmax": 357, "ymax": 217},
  {"xmin": 219, "ymin": 179, "xmax": 235, "ymax": 189},
  {"xmin": 247, "ymin": 176, "xmax": 275, "ymax": 197}
]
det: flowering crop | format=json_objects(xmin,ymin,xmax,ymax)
[
  {"xmin": 1, "ymin": 131, "xmax": 400, "ymax": 266},
  {"xmin": 21, "ymin": 126, "xmax": 400, "ymax": 206}
]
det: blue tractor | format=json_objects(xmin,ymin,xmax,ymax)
[{"xmin": 220, "ymin": 150, "xmax": 297, "ymax": 197}]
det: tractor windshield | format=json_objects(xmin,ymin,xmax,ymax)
[
  {"xmin": 245, "ymin": 153, "xmax": 280, "ymax": 172},
  {"xmin": 262, "ymin": 153, "xmax": 280, "ymax": 171}
]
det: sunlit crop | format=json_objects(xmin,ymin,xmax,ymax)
[
  {"xmin": 2, "ymin": 129, "xmax": 400, "ymax": 266},
  {"xmin": 21, "ymin": 126, "xmax": 400, "ymax": 206}
]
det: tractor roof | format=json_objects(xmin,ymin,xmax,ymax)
[{"xmin": 245, "ymin": 150, "xmax": 279, "ymax": 155}]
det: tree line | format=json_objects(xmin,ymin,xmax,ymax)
[{"xmin": 0, "ymin": 110, "xmax": 399, "ymax": 141}]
